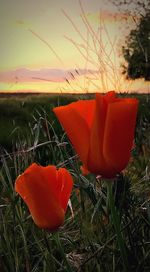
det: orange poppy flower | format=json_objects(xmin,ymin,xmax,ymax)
[
  {"xmin": 53, "ymin": 91, "xmax": 139, "ymax": 178},
  {"xmin": 15, "ymin": 163, "xmax": 73, "ymax": 231}
]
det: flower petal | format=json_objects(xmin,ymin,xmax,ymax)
[
  {"xmin": 104, "ymin": 91, "xmax": 116, "ymax": 103},
  {"xmin": 80, "ymin": 165, "xmax": 90, "ymax": 176},
  {"xmin": 15, "ymin": 163, "xmax": 64, "ymax": 230},
  {"xmin": 70, "ymin": 100, "xmax": 95, "ymax": 128},
  {"xmin": 103, "ymin": 99, "xmax": 139, "ymax": 172},
  {"xmin": 57, "ymin": 168, "xmax": 73, "ymax": 212},
  {"xmin": 87, "ymin": 92, "xmax": 122, "ymax": 177},
  {"xmin": 53, "ymin": 101, "xmax": 92, "ymax": 166},
  {"xmin": 87, "ymin": 93, "xmax": 108, "ymax": 173}
]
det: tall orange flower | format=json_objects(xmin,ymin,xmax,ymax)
[
  {"xmin": 15, "ymin": 163, "xmax": 73, "ymax": 231},
  {"xmin": 53, "ymin": 91, "xmax": 139, "ymax": 178}
]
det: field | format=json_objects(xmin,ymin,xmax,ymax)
[{"xmin": 0, "ymin": 92, "xmax": 150, "ymax": 271}]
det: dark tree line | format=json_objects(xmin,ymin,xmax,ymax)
[
  {"xmin": 109, "ymin": 0, "xmax": 150, "ymax": 80},
  {"xmin": 122, "ymin": 9, "xmax": 150, "ymax": 80}
]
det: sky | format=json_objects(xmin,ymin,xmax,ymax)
[{"xmin": 0, "ymin": 0, "xmax": 149, "ymax": 93}]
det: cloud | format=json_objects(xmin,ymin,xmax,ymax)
[
  {"xmin": 86, "ymin": 10, "xmax": 135, "ymax": 24},
  {"xmin": 0, "ymin": 68, "xmax": 98, "ymax": 83}
]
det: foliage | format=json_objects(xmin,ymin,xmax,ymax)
[
  {"xmin": 109, "ymin": 0, "xmax": 150, "ymax": 80},
  {"xmin": 122, "ymin": 9, "xmax": 150, "ymax": 80},
  {"xmin": 0, "ymin": 93, "xmax": 80, "ymax": 151},
  {"xmin": 109, "ymin": 0, "xmax": 150, "ymax": 16}
]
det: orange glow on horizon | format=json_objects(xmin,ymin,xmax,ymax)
[{"xmin": 0, "ymin": 0, "xmax": 149, "ymax": 94}]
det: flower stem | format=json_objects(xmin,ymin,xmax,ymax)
[
  {"xmin": 54, "ymin": 232, "xmax": 72, "ymax": 272},
  {"xmin": 106, "ymin": 181, "xmax": 129, "ymax": 272}
]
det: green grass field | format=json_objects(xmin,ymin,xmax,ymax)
[
  {"xmin": 0, "ymin": 92, "xmax": 150, "ymax": 271},
  {"xmin": 0, "ymin": 93, "xmax": 81, "ymax": 151}
]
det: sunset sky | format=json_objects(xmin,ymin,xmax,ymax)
[{"xmin": 0, "ymin": 0, "xmax": 149, "ymax": 93}]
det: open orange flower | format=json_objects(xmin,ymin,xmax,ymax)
[
  {"xmin": 15, "ymin": 163, "xmax": 73, "ymax": 231},
  {"xmin": 53, "ymin": 91, "xmax": 139, "ymax": 178}
]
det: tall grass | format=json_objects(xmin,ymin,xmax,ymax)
[{"xmin": 0, "ymin": 93, "xmax": 150, "ymax": 271}]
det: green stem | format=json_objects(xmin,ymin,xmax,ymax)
[
  {"xmin": 106, "ymin": 181, "xmax": 129, "ymax": 272},
  {"xmin": 54, "ymin": 232, "xmax": 72, "ymax": 272}
]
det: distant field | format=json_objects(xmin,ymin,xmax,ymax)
[{"xmin": 0, "ymin": 93, "xmax": 83, "ymax": 151}]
